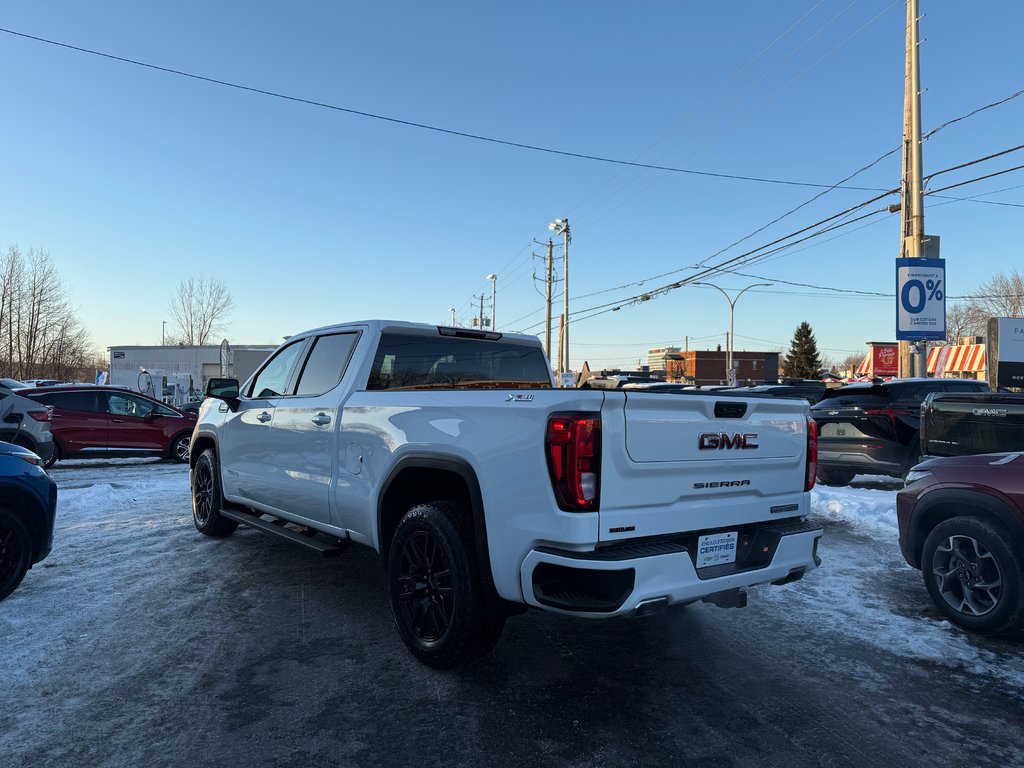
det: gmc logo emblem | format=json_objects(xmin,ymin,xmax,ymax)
[{"xmin": 699, "ymin": 432, "xmax": 759, "ymax": 450}]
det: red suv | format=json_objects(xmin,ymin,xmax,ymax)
[
  {"xmin": 897, "ymin": 452, "xmax": 1024, "ymax": 635},
  {"xmin": 22, "ymin": 386, "xmax": 197, "ymax": 465}
]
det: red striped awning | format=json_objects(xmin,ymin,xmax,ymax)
[
  {"xmin": 855, "ymin": 354, "xmax": 871, "ymax": 376},
  {"xmin": 927, "ymin": 344, "xmax": 986, "ymax": 374}
]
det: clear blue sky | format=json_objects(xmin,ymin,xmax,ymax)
[{"xmin": 2, "ymin": 1, "xmax": 1022, "ymax": 370}]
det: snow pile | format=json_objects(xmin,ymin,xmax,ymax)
[
  {"xmin": 811, "ymin": 484, "xmax": 900, "ymax": 536},
  {"xmin": 763, "ymin": 480, "xmax": 1024, "ymax": 694}
]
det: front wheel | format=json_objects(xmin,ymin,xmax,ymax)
[
  {"xmin": 387, "ymin": 501, "xmax": 504, "ymax": 668},
  {"xmin": 191, "ymin": 449, "xmax": 238, "ymax": 538},
  {"xmin": 0, "ymin": 508, "xmax": 32, "ymax": 601},
  {"xmin": 170, "ymin": 433, "xmax": 192, "ymax": 464},
  {"xmin": 921, "ymin": 516, "xmax": 1024, "ymax": 635}
]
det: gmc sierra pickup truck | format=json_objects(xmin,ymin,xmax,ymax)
[
  {"xmin": 190, "ymin": 321, "xmax": 822, "ymax": 667},
  {"xmin": 921, "ymin": 391, "xmax": 1024, "ymax": 459}
]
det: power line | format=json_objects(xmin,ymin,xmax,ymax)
[
  {"xmin": 514, "ymin": 151, "xmax": 1024, "ymax": 334},
  {"xmin": 0, "ymin": 25, "xmax": 890, "ymax": 193},
  {"xmin": 925, "ymin": 163, "xmax": 1024, "ymax": 196}
]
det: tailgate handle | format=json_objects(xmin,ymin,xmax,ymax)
[{"xmin": 714, "ymin": 402, "xmax": 747, "ymax": 419}]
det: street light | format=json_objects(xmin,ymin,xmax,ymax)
[
  {"xmin": 548, "ymin": 218, "xmax": 570, "ymax": 372},
  {"xmin": 486, "ymin": 274, "xmax": 497, "ymax": 330},
  {"xmin": 693, "ymin": 282, "xmax": 771, "ymax": 381},
  {"xmin": 162, "ymin": 320, "xmax": 167, "ymax": 346}
]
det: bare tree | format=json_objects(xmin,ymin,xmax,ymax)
[
  {"xmin": 168, "ymin": 275, "xmax": 234, "ymax": 345},
  {"xmin": 838, "ymin": 353, "xmax": 864, "ymax": 375},
  {"xmin": 962, "ymin": 269, "xmax": 1024, "ymax": 331},
  {"xmin": 945, "ymin": 302, "xmax": 982, "ymax": 343},
  {"xmin": 0, "ymin": 245, "xmax": 93, "ymax": 381}
]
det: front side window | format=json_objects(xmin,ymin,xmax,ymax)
[
  {"xmin": 108, "ymin": 393, "xmax": 157, "ymax": 418},
  {"xmin": 248, "ymin": 341, "xmax": 306, "ymax": 399},
  {"xmin": 295, "ymin": 333, "xmax": 359, "ymax": 396}
]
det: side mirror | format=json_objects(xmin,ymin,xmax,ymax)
[{"xmin": 206, "ymin": 378, "xmax": 240, "ymax": 400}]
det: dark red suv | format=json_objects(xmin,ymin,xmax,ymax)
[
  {"xmin": 22, "ymin": 386, "xmax": 197, "ymax": 465},
  {"xmin": 897, "ymin": 452, "xmax": 1024, "ymax": 635}
]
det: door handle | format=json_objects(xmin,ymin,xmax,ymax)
[
  {"xmin": 312, "ymin": 413, "xmax": 332, "ymax": 426},
  {"xmin": 256, "ymin": 411, "xmax": 272, "ymax": 423}
]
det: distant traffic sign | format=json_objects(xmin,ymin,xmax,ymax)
[{"xmin": 896, "ymin": 258, "xmax": 946, "ymax": 341}]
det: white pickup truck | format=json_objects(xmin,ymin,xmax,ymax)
[{"xmin": 190, "ymin": 320, "xmax": 822, "ymax": 667}]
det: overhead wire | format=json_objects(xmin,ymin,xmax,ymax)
[
  {"xmin": 0, "ymin": 25, "xmax": 888, "ymax": 192},
  {"xmin": 512, "ymin": 150, "xmax": 1024, "ymax": 334}
]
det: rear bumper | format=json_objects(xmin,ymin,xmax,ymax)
[
  {"xmin": 818, "ymin": 446, "xmax": 904, "ymax": 476},
  {"xmin": 519, "ymin": 520, "xmax": 823, "ymax": 617}
]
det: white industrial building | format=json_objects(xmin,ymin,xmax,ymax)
[{"xmin": 107, "ymin": 343, "xmax": 275, "ymax": 405}]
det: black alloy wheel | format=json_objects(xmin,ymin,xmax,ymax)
[
  {"xmin": 396, "ymin": 529, "xmax": 454, "ymax": 643},
  {"xmin": 190, "ymin": 448, "xmax": 237, "ymax": 538},
  {"xmin": 0, "ymin": 509, "xmax": 32, "ymax": 601},
  {"xmin": 387, "ymin": 502, "xmax": 505, "ymax": 668}
]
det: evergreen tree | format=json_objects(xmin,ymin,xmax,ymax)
[{"xmin": 782, "ymin": 321, "xmax": 822, "ymax": 379}]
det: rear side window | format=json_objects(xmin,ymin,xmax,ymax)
[
  {"xmin": 39, "ymin": 391, "xmax": 104, "ymax": 413},
  {"xmin": 295, "ymin": 333, "xmax": 359, "ymax": 396},
  {"xmin": 367, "ymin": 333, "xmax": 552, "ymax": 390}
]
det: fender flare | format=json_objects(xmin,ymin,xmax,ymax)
[
  {"xmin": 910, "ymin": 487, "xmax": 1024, "ymax": 567},
  {"xmin": 377, "ymin": 454, "xmax": 494, "ymax": 589}
]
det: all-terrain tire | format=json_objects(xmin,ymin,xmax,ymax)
[
  {"xmin": 921, "ymin": 516, "xmax": 1024, "ymax": 635},
  {"xmin": 191, "ymin": 448, "xmax": 238, "ymax": 538},
  {"xmin": 0, "ymin": 508, "xmax": 32, "ymax": 601},
  {"xmin": 387, "ymin": 501, "xmax": 505, "ymax": 668},
  {"xmin": 816, "ymin": 466, "xmax": 856, "ymax": 487}
]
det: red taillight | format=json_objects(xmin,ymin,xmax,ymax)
[
  {"xmin": 546, "ymin": 414, "xmax": 601, "ymax": 511},
  {"xmin": 28, "ymin": 410, "xmax": 51, "ymax": 422},
  {"xmin": 805, "ymin": 418, "xmax": 817, "ymax": 491}
]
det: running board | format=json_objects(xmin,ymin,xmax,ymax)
[{"xmin": 220, "ymin": 509, "xmax": 348, "ymax": 558}]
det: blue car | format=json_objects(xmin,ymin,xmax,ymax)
[{"xmin": 0, "ymin": 441, "xmax": 58, "ymax": 600}]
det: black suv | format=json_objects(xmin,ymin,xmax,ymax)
[{"xmin": 810, "ymin": 378, "xmax": 988, "ymax": 486}]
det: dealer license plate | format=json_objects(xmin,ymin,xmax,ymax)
[{"xmin": 696, "ymin": 531, "xmax": 738, "ymax": 568}]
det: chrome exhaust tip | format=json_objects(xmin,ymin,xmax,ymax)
[{"xmin": 634, "ymin": 596, "xmax": 669, "ymax": 617}]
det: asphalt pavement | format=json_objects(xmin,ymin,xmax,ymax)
[{"xmin": 1, "ymin": 463, "xmax": 1021, "ymax": 768}]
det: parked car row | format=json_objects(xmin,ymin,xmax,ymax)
[
  {"xmin": 811, "ymin": 378, "xmax": 989, "ymax": 485},
  {"xmin": 22, "ymin": 386, "xmax": 197, "ymax": 464}
]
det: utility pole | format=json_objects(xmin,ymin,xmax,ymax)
[
  {"xmin": 549, "ymin": 218, "xmax": 570, "ymax": 372},
  {"xmin": 448, "ymin": 307, "xmax": 456, "ymax": 326},
  {"xmin": 557, "ymin": 314, "xmax": 566, "ymax": 376},
  {"xmin": 545, "ymin": 239, "xmax": 554, "ymax": 366},
  {"xmin": 486, "ymin": 274, "xmax": 497, "ymax": 330},
  {"xmin": 161, "ymin": 321, "xmax": 166, "ymax": 346},
  {"xmin": 478, "ymin": 294, "xmax": 484, "ymax": 329},
  {"xmin": 899, "ymin": 0, "xmax": 927, "ymax": 378}
]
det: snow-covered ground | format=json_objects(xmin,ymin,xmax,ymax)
[
  {"xmin": 770, "ymin": 476, "xmax": 1024, "ymax": 694},
  {"xmin": 41, "ymin": 460, "xmax": 1023, "ymax": 694},
  {"xmin": 3, "ymin": 459, "xmax": 1022, "ymax": 767}
]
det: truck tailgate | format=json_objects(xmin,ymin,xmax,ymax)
[{"xmin": 599, "ymin": 392, "xmax": 810, "ymax": 542}]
